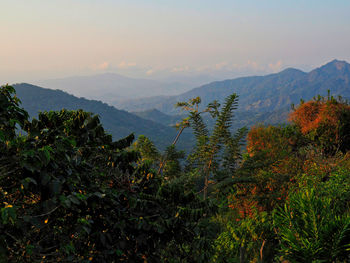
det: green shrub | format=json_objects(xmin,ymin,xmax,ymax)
[{"xmin": 274, "ymin": 188, "xmax": 350, "ymax": 262}]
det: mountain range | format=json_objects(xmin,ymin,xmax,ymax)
[
  {"xmin": 33, "ymin": 73, "xmax": 193, "ymax": 106},
  {"xmin": 116, "ymin": 60, "xmax": 350, "ymax": 116},
  {"xmin": 14, "ymin": 83, "xmax": 193, "ymax": 150},
  {"xmin": 10, "ymin": 59, "xmax": 350, "ymax": 151}
]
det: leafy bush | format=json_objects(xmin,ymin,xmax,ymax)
[
  {"xmin": 213, "ymin": 210, "xmax": 277, "ymax": 263},
  {"xmin": 274, "ymin": 176, "xmax": 350, "ymax": 262}
]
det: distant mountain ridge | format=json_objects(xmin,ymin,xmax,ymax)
[
  {"xmin": 14, "ymin": 83, "xmax": 193, "ymax": 150},
  {"xmin": 116, "ymin": 60, "xmax": 350, "ymax": 115},
  {"xmin": 33, "ymin": 73, "xmax": 193, "ymax": 106},
  {"xmin": 133, "ymin": 109, "xmax": 184, "ymax": 127}
]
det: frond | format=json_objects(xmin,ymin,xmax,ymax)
[
  {"xmin": 212, "ymin": 93, "xmax": 239, "ymax": 144},
  {"xmin": 189, "ymin": 111, "xmax": 209, "ymax": 140}
]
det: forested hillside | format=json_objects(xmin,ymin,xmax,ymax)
[
  {"xmin": 118, "ymin": 60, "xmax": 350, "ymax": 122},
  {"xmin": 14, "ymin": 83, "xmax": 193, "ymax": 150},
  {"xmin": 1, "ymin": 84, "xmax": 349, "ymax": 262},
  {"xmin": 14, "ymin": 60, "xmax": 350, "ymax": 150},
  {"xmin": 14, "ymin": 82, "xmax": 288, "ymax": 150}
]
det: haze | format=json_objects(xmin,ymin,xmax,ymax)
[{"xmin": 1, "ymin": 0, "xmax": 350, "ymax": 85}]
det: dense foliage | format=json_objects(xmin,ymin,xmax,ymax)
[
  {"xmin": 217, "ymin": 95, "xmax": 350, "ymax": 262},
  {"xmin": 1, "ymin": 84, "xmax": 350, "ymax": 262},
  {"xmin": 0, "ymin": 85, "xmax": 214, "ymax": 262}
]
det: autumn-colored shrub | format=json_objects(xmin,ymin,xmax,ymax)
[
  {"xmin": 231, "ymin": 156, "xmax": 302, "ymax": 216},
  {"xmin": 289, "ymin": 96, "xmax": 350, "ymax": 153},
  {"xmin": 235, "ymin": 125, "xmax": 304, "ymax": 215},
  {"xmin": 247, "ymin": 125, "xmax": 301, "ymax": 158}
]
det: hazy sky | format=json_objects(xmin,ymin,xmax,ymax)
[{"xmin": 1, "ymin": 0, "xmax": 350, "ymax": 83}]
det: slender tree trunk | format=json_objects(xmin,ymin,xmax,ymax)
[
  {"xmin": 260, "ymin": 240, "xmax": 266, "ymax": 262},
  {"xmin": 157, "ymin": 126, "xmax": 185, "ymax": 176},
  {"xmin": 172, "ymin": 126, "xmax": 185, "ymax": 146},
  {"xmin": 203, "ymin": 148, "xmax": 216, "ymax": 199},
  {"xmin": 239, "ymin": 245, "xmax": 245, "ymax": 263},
  {"xmin": 204, "ymin": 174, "xmax": 208, "ymax": 199}
]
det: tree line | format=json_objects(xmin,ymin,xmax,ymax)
[{"xmin": 0, "ymin": 84, "xmax": 349, "ymax": 262}]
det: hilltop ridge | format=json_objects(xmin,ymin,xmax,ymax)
[
  {"xmin": 14, "ymin": 83, "xmax": 193, "ymax": 150},
  {"xmin": 116, "ymin": 60, "xmax": 350, "ymax": 115}
]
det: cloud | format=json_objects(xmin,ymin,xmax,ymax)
[
  {"xmin": 268, "ymin": 60, "xmax": 283, "ymax": 72},
  {"xmin": 171, "ymin": 66, "xmax": 190, "ymax": 73},
  {"xmin": 163, "ymin": 60, "xmax": 283, "ymax": 77},
  {"xmin": 146, "ymin": 69, "xmax": 154, "ymax": 75},
  {"xmin": 214, "ymin": 62, "xmax": 228, "ymax": 70},
  {"xmin": 92, "ymin": 61, "xmax": 110, "ymax": 70},
  {"xmin": 117, "ymin": 61, "xmax": 137, "ymax": 69},
  {"xmin": 246, "ymin": 60, "xmax": 262, "ymax": 70},
  {"xmin": 204, "ymin": 60, "xmax": 266, "ymax": 73}
]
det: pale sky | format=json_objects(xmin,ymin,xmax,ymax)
[{"xmin": 1, "ymin": 0, "xmax": 350, "ymax": 83}]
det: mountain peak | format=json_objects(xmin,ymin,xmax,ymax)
[
  {"xmin": 280, "ymin": 67, "xmax": 304, "ymax": 73},
  {"xmin": 307, "ymin": 60, "xmax": 350, "ymax": 81},
  {"xmin": 319, "ymin": 59, "xmax": 350, "ymax": 71},
  {"xmin": 279, "ymin": 67, "xmax": 306, "ymax": 76}
]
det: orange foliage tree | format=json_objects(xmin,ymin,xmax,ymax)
[
  {"xmin": 246, "ymin": 125, "xmax": 300, "ymax": 158},
  {"xmin": 230, "ymin": 125, "xmax": 304, "ymax": 217},
  {"xmin": 289, "ymin": 95, "xmax": 350, "ymax": 154},
  {"xmin": 232, "ymin": 93, "xmax": 350, "ymax": 219}
]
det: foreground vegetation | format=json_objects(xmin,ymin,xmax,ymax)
[{"xmin": 0, "ymin": 85, "xmax": 349, "ymax": 262}]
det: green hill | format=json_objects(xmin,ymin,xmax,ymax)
[{"xmin": 14, "ymin": 83, "xmax": 193, "ymax": 150}]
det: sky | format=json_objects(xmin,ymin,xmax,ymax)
[{"xmin": 1, "ymin": 0, "xmax": 350, "ymax": 83}]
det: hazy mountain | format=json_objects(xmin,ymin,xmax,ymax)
[
  {"xmin": 116, "ymin": 60, "xmax": 350, "ymax": 116},
  {"xmin": 14, "ymin": 83, "xmax": 193, "ymax": 150},
  {"xmin": 134, "ymin": 106, "xmax": 289, "ymax": 132},
  {"xmin": 12, "ymin": 59, "xmax": 350, "ymax": 151},
  {"xmin": 153, "ymin": 73, "xmax": 219, "ymax": 88},
  {"xmin": 133, "ymin": 109, "xmax": 184, "ymax": 127},
  {"xmin": 33, "ymin": 73, "xmax": 193, "ymax": 105}
]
